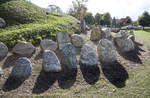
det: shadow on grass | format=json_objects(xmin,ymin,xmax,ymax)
[
  {"xmin": 2, "ymin": 77, "xmax": 26, "ymax": 92},
  {"xmin": 118, "ymin": 41, "xmax": 144, "ymax": 64},
  {"xmin": 80, "ymin": 65, "xmax": 100, "ymax": 85},
  {"xmin": 2, "ymin": 55, "xmax": 20, "ymax": 69},
  {"xmin": 32, "ymin": 71, "xmax": 58, "ymax": 94},
  {"xmin": 58, "ymin": 69, "xmax": 77, "ymax": 89},
  {"xmin": 101, "ymin": 61, "xmax": 129, "ymax": 88}
]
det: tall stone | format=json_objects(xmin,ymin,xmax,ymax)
[
  {"xmin": 97, "ymin": 39, "xmax": 117, "ymax": 63},
  {"xmin": 56, "ymin": 32, "xmax": 70, "ymax": 50},
  {"xmin": 0, "ymin": 42, "xmax": 8, "ymax": 60},
  {"xmin": 0, "ymin": 18, "xmax": 6, "ymax": 28},
  {"xmin": 80, "ymin": 44, "xmax": 98, "ymax": 67},
  {"xmin": 80, "ymin": 19, "xmax": 87, "ymax": 34},
  {"xmin": 71, "ymin": 34, "xmax": 85, "ymax": 48},
  {"xmin": 43, "ymin": 50, "xmax": 61, "ymax": 72},
  {"xmin": 61, "ymin": 43, "xmax": 77, "ymax": 70},
  {"xmin": 11, "ymin": 57, "xmax": 32, "ymax": 79}
]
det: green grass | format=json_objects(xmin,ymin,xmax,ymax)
[{"xmin": 0, "ymin": 0, "xmax": 80, "ymax": 48}]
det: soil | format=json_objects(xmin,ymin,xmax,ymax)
[{"xmin": 0, "ymin": 31, "xmax": 149, "ymax": 97}]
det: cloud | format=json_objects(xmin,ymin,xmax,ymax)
[{"xmin": 31, "ymin": 0, "xmax": 150, "ymax": 20}]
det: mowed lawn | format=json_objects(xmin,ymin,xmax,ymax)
[{"xmin": 32, "ymin": 30, "xmax": 150, "ymax": 98}]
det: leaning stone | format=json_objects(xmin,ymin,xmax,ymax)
[
  {"xmin": 97, "ymin": 39, "xmax": 117, "ymax": 63},
  {"xmin": 0, "ymin": 18, "xmax": 6, "ymax": 28},
  {"xmin": 57, "ymin": 32, "xmax": 70, "ymax": 50},
  {"xmin": 0, "ymin": 42, "xmax": 8, "ymax": 60},
  {"xmin": 40, "ymin": 39, "xmax": 57, "ymax": 51},
  {"xmin": 71, "ymin": 34, "xmax": 85, "ymax": 48},
  {"xmin": 43, "ymin": 50, "xmax": 61, "ymax": 72},
  {"xmin": 11, "ymin": 57, "xmax": 32, "ymax": 79},
  {"xmin": 80, "ymin": 44, "xmax": 98, "ymax": 67},
  {"xmin": 12, "ymin": 41, "xmax": 35, "ymax": 56},
  {"xmin": 90, "ymin": 26, "xmax": 102, "ymax": 41},
  {"xmin": 61, "ymin": 43, "xmax": 77, "ymax": 70}
]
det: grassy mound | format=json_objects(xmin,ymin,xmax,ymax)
[
  {"xmin": 0, "ymin": 0, "xmax": 80, "ymax": 48},
  {"xmin": 0, "ymin": 0, "xmax": 47, "ymax": 25}
]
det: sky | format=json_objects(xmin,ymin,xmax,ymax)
[{"xmin": 30, "ymin": 0, "xmax": 150, "ymax": 20}]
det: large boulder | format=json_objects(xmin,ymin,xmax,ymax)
[
  {"xmin": 11, "ymin": 57, "xmax": 32, "ymax": 79},
  {"xmin": 12, "ymin": 41, "xmax": 35, "ymax": 56},
  {"xmin": 80, "ymin": 19, "xmax": 87, "ymax": 34},
  {"xmin": 0, "ymin": 18, "xmax": 6, "ymax": 28},
  {"xmin": 71, "ymin": 34, "xmax": 85, "ymax": 48},
  {"xmin": 40, "ymin": 39, "xmax": 57, "ymax": 51},
  {"xmin": 61, "ymin": 43, "xmax": 77, "ymax": 70},
  {"xmin": 56, "ymin": 32, "xmax": 70, "ymax": 50},
  {"xmin": 0, "ymin": 42, "xmax": 8, "ymax": 60},
  {"xmin": 97, "ymin": 39, "xmax": 117, "ymax": 63},
  {"xmin": 114, "ymin": 31, "xmax": 135, "ymax": 52},
  {"xmin": 90, "ymin": 26, "xmax": 101, "ymax": 41},
  {"xmin": 80, "ymin": 44, "xmax": 98, "ymax": 67},
  {"xmin": 43, "ymin": 50, "xmax": 61, "ymax": 72}
]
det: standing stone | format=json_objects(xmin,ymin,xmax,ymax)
[
  {"xmin": 0, "ymin": 42, "xmax": 8, "ymax": 60},
  {"xmin": 40, "ymin": 39, "xmax": 57, "ymax": 51},
  {"xmin": 61, "ymin": 43, "xmax": 77, "ymax": 70},
  {"xmin": 128, "ymin": 30, "xmax": 135, "ymax": 41},
  {"xmin": 0, "ymin": 67, "xmax": 2, "ymax": 76},
  {"xmin": 11, "ymin": 57, "xmax": 32, "ymax": 79},
  {"xmin": 80, "ymin": 19, "xmax": 87, "ymax": 34},
  {"xmin": 97, "ymin": 39, "xmax": 117, "ymax": 63},
  {"xmin": 71, "ymin": 34, "xmax": 85, "ymax": 48},
  {"xmin": 0, "ymin": 18, "xmax": 6, "ymax": 28},
  {"xmin": 102, "ymin": 28, "xmax": 112, "ymax": 40},
  {"xmin": 43, "ymin": 50, "xmax": 61, "ymax": 72},
  {"xmin": 12, "ymin": 41, "xmax": 35, "ymax": 56},
  {"xmin": 114, "ymin": 31, "xmax": 135, "ymax": 52},
  {"xmin": 80, "ymin": 44, "xmax": 98, "ymax": 67},
  {"xmin": 56, "ymin": 32, "xmax": 70, "ymax": 50},
  {"xmin": 90, "ymin": 26, "xmax": 101, "ymax": 41}
]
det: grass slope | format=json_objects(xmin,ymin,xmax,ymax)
[{"xmin": 0, "ymin": 0, "xmax": 80, "ymax": 48}]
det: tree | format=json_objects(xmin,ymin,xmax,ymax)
[
  {"xmin": 84, "ymin": 12, "xmax": 94, "ymax": 25},
  {"xmin": 68, "ymin": 0, "xmax": 88, "ymax": 20},
  {"xmin": 126, "ymin": 16, "xmax": 132, "ymax": 24},
  {"xmin": 94, "ymin": 13, "xmax": 102, "ymax": 25},
  {"xmin": 111, "ymin": 17, "xmax": 116, "ymax": 28},
  {"xmin": 102, "ymin": 12, "xmax": 112, "ymax": 26},
  {"xmin": 138, "ymin": 11, "xmax": 150, "ymax": 27},
  {"xmin": 48, "ymin": 5, "xmax": 63, "ymax": 13}
]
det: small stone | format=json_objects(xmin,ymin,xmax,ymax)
[
  {"xmin": 80, "ymin": 44, "xmax": 98, "ymax": 67},
  {"xmin": 102, "ymin": 28, "xmax": 112, "ymax": 40},
  {"xmin": 61, "ymin": 43, "xmax": 77, "ymax": 70},
  {"xmin": 11, "ymin": 57, "xmax": 32, "ymax": 79},
  {"xmin": 57, "ymin": 32, "xmax": 70, "ymax": 50},
  {"xmin": 97, "ymin": 39, "xmax": 117, "ymax": 63},
  {"xmin": 40, "ymin": 39, "xmax": 57, "ymax": 51},
  {"xmin": 71, "ymin": 34, "xmax": 85, "ymax": 48},
  {"xmin": 0, "ymin": 18, "xmax": 6, "ymax": 28},
  {"xmin": 43, "ymin": 50, "xmax": 61, "ymax": 72},
  {"xmin": 0, "ymin": 68, "xmax": 2, "ymax": 76},
  {"xmin": 90, "ymin": 26, "xmax": 102, "ymax": 41},
  {"xmin": 0, "ymin": 42, "xmax": 8, "ymax": 60},
  {"xmin": 12, "ymin": 41, "xmax": 35, "ymax": 56},
  {"xmin": 128, "ymin": 35, "xmax": 135, "ymax": 42}
]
